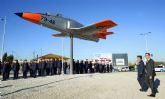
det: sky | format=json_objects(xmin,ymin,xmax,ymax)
[{"xmin": 0, "ymin": 0, "xmax": 165, "ymax": 62}]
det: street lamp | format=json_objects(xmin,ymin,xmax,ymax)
[
  {"xmin": 61, "ymin": 38, "xmax": 64, "ymax": 75},
  {"xmin": 0, "ymin": 16, "xmax": 6, "ymax": 62},
  {"xmin": 139, "ymin": 32, "xmax": 151, "ymax": 52}
]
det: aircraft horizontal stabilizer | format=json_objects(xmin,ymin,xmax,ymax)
[
  {"xmin": 95, "ymin": 30, "xmax": 113, "ymax": 39},
  {"xmin": 52, "ymin": 33, "xmax": 66, "ymax": 37}
]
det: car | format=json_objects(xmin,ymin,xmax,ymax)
[
  {"xmin": 120, "ymin": 67, "xmax": 130, "ymax": 72},
  {"xmin": 155, "ymin": 65, "xmax": 165, "ymax": 72}
]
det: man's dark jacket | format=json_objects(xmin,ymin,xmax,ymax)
[{"xmin": 145, "ymin": 59, "xmax": 156, "ymax": 78}]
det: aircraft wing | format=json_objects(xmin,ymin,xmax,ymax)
[
  {"xmin": 52, "ymin": 32, "xmax": 99, "ymax": 42},
  {"xmin": 52, "ymin": 20, "xmax": 117, "ymax": 42},
  {"xmin": 69, "ymin": 20, "xmax": 117, "ymax": 35}
]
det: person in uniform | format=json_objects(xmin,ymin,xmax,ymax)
[
  {"xmin": 84, "ymin": 59, "xmax": 88, "ymax": 73},
  {"xmin": 38, "ymin": 59, "xmax": 46, "ymax": 76},
  {"xmin": 63, "ymin": 60, "xmax": 68, "ymax": 74},
  {"xmin": 42, "ymin": 59, "xmax": 46, "ymax": 76},
  {"xmin": 38, "ymin": 59, "xmax": 42, "ymax": 76},
  {"xmin": 75, "ymin": 60, "xmax": 80, "ymax": 74},
  {"xmin": 57, "ymin": 59, "xmax": 62, "ymax": 75},
  {"xmin": 107, "ymin": 63, "xmax": 110, "ymax": 72},
  {"xmin": 29, "ymin": 61, "xmax": 33, "ymax": 77},
  {"xmin": 45, "ymin": 59, "xmax": 50, "ymax": 75},
  {"xmin": 22, "ymin": 60, "xmax": 29, "ymax": 78},
  {"xmin": 136, "ymin": 55, "xmax": 148, "ymax": 92},
  {"xmin": 0, "ymin": 60, "xmax": 2, "ymax": 75},
  {"xmin": 110, "ymin": 64, "xmax": 113, "ymax": 72},
  {"xmin": 94, "ymin": 61, "xmax": 99, "ymax": 73},
  {"xmin": 73, "ymin": 59, "xmax": 76, "ymax": 74},
  {"xmin": 12, "ymin": 60, "xmax": 20, "ymax": 79},
  {"xmin": 49, "ymin": 59, "xmax": 54, "ymax": 75},
  {"xmin": 53, "ymin": 59, "xmax": 57, "ymax": 75},
  {"xmin": 88, "ymin": 61, "xmax": 92, "ymax": 73},
  {"xmin": 2, "ymin": 61, "xmax": 7, "ymax": 81},
  {"xmin": 6, "ymin": 61, "xmax": 11, "ymax": 79},
  {"xmin": 31, "ymin": 60, "xmax": 37, "ymax": 78},
  {"xmin": 99, "ymin": 63, "xmax": 103, "ymax": 73},
  {"xmin": 145, "ymin": 53, "xmax": 157, "ymax": 97},
  {"xmin": 91, "ymin": 62, "xmax": 95, "ymax": 73},
  {"xmin": 102, "ymin": 63, "xmax": 106, "ymax": 73},
  {"xmin": 80, "ymin": 60, "xmax": 84, "ymax": 74}
]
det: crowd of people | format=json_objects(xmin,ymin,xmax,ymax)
[{"xmin": 0, "ymin": 59, "xmax": 113, "ymax": 81}]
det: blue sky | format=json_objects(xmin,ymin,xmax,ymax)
[{"xmin": 0, "ymin": 0, "xmax": 165, "ymax": 62}]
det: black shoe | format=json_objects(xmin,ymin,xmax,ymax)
[
  {"xmin": 148, "ymin": 94, "xmax": 155, "ymax": 97},
  {"xmin": 155, "ymin": 90, "xmax": 159, "ymax": 93},
  {"xmin": 139, "ymin": 89, "xmax": 147, "ymax": 92}
]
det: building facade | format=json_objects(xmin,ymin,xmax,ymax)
[{"xmin": 93, "ymin": 53, "xmax": 128, "ymax": 67}]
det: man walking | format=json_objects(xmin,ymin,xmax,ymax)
[
  {"xmin": 145, "ymin": 53, "xmax": 157, "ymax": 97},
  {"xmin": 136, "ymin": 55, "xmax": 147, "ymax": 92}
]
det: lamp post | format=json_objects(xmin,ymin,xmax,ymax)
[
  {"xmin": 61, "ymin": 38, "xmax": 64, "ymax": 75},
  {"xmin": 139, "ymin": 32, "xmax": 151, "ymax": 52},
  {"xmin": 0, "ymin": 16, "xmax": 6, "ymax": 62}
]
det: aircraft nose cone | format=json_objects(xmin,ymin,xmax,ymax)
[{"xmin": 15, "ymin": 13, "xmax": 23, "ymax": 17}]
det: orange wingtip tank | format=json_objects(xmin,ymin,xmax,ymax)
[{"xmin": 95, "ymin": 20, "xmax": 117, "ymax": 29}]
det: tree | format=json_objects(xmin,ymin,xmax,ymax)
[
  {"xmin": 7, "ymin": 55, "xmax": 14, "ymax": 63},
  {"xmin": 128, "ymin": 63, "xmax": 136, "ymax": 70},
  {"xmin": 2, "ymin": 52, "xmax": 14, "ymax": 63},
  {"xmin": 2, "ymin": 52, "xmax": 7, "ymax": 63},
  {"xmin": 155, "ymin": 61, "xmax": 165, "ymax": 66}
]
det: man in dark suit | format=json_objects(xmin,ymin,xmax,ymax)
[
  {"xmin": 145, "ymin": 53, "xmax": 157, "ymax": 97},
  {"xmin": 136, "ymin": 55, "xmax": 147, "ymax": 92}
]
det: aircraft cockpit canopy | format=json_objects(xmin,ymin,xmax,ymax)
[{"xmin": 55, "ymin": 13, "xmax": 63, "ymax": 17}]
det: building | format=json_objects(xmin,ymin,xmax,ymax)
[
  {"xmin": 93, "ymin": 53, "xmax": 128, "ymax": 68},
  {"xmin": 39, "ymin": 53, "xmax": 69, "ymax": 60},
  {"xmin": 112, "ymin": 53, "xmax": 128, "ymax": 67}
]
